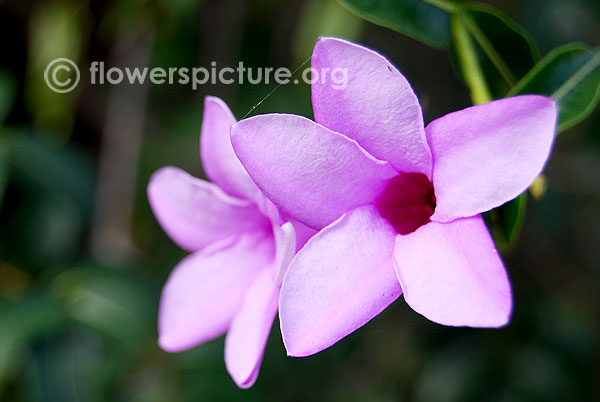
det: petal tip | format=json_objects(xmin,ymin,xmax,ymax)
[
  {"xmin": 204, "ymin": 94, "xmax": 221, "ymax": 104},
  {"xmin": 225, "ymin": 353, "xmax": 262, "ymax": 388},
  {"xmin": 517, "ymin": 94, "xmax": 558, "ymax": 120},
  {"xmin": 282, "ymin": 338, "xmax": 315, "ymax": 358},
  {"xmin": 203, "ymin": 95, "xmax": 231, "ymax": 111},
  {"xmin": 230, "ymin": 120, "xmax": 242, "ymax": 135},
  {"xmin": 314, "ymin": 35, "xmax": 355, "ymax": 48},
  {"xmin": 236, "ymin": 379, "xmax": 257, "ymax": 390},
  {"xmin": 158, "ymin": 335, "xmax": 187, "ymax": 353},
  {"xmin": 279, "ymin": 306, "xmax": 317, "ymax": 358},
  {"xmin": 225, "ymin": 356, "xmax": 260, "ymax": 389},
  {"xmin": 487, "ymin": 297, "xmax": 513, "ymax": 328},
  {"xmin": 146, "ymin": 166, "xmax": 183, "ymax": 210},
  {"xmin": 473, "ymin": 298, "xmax": 513, "ymax": 328},
  {"xmin": 315, "ymin": 35, "xmax": 326, "ymax": 45},
  {"xmin": 469, "ymin": 306, "xmax": 513, "ymax": 329},
  {"xmin": 315, "ymin": 35, "xmax": 337, "ymax": 43},
  {"xmin": 230, "ymin": 370, "xmax": 259, "ymax": 389},
  {"xmin": 281, "ymin": 329, "xmax": 340, "ymax": 357}
]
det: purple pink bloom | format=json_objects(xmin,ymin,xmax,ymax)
[
  {"xmin": 231, "ymin": 37, "xmax": 557, "ymax": 357},
  {"xmin": 147, "ymin": 97, "xmax": 312, "ymax": 387}
]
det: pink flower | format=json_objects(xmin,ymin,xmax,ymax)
[
  {"xmin": 147, "ymin": 97, "xmax": 312, "ymax": 387},
  {"xmin": 231, "ymin": 37, "xmax": 557, "ymax": 357}
]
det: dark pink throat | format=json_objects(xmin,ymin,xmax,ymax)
[{"xmin": 375, "ymin": 173, "xmax": 436, "ymax": 235}]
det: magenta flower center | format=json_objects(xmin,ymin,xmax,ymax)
[{"xmin": 375, "ymin": 173, "xmax": 436, "ymax": 235}]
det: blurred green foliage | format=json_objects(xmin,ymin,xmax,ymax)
[
  {"xmin": 451, "ymin": 5, "xmax": 539, "ymax": 97},
  {"xmin": 25, "ymin": 1, "xmax": 90, "ymax": 137},
  {"xmin": 338, "ymin": 0, "xmax": 451, "ymax": 48},
  {"xmin": 509, "ymin": 44, "xmax": 600, "ymax": 132},
  {"xmin": 0, "ymin": 0, "xmax": 599, "ymax": 401},
  {"xmin": 0, "ymin": 70, "xmax": 17, "ymax": 126}
]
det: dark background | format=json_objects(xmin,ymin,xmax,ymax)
[{"xmin": 0, "ymin": 0, "xmax": 599, "ymax": 400}]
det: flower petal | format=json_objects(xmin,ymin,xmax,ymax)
[
  {"xmin": 225, "ymin": 267, "xmax": 279, "ymax": 389},
  {"xmin": 312, "ymin": 36, "xmax": 432, "ymax": 177},
  {"xmin": 158, "ymin": 233, "xmax": 274, "ymax": 352},
  {"xmin": 273, "ymin": 221, "xmax": 296, "ymax": 284},
  {"xmin": 147, "ymin": 166, "xmax": 269, "ymax": 251},
  {"xmin": 288, "ymin": 217, "xmax": 318, "ymax": 250},
  {"xmin": 393, "ymin": 215, "xmax": 512, "ymax": 327},
  {"xmin": 428, "ymin": 95, "xmax": 557, "ymax": 222},
  {"xmin": 231, "ymin": 114, "xmax": 397, "ymax": 229},
  {"xmin": 280, "ymin": 206, "xmax": 401, "ymax": 357},
  {"xmin": 200, "ymin": 96, "xmax": 261, "ymax": 200}
]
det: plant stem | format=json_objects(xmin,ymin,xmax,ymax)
[
  {"xmin": 462, "ymin": 12, "xmax": 517, "ymax": 86},
  {"xmin": 451, "ymin": 12, "xmax": 493, "ymax": 104}
]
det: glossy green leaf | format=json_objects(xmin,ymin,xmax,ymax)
[
  {"xmin": 508, "ymin": 43, "xmax": 600, "ymax": 132},
  {"xmin": 337, "ymin": 0, "xmax": 451, "ymax": 49},
  {"xmin": 485, "ymin": 193, "xmax": 527, "ymax": 254},
  {"xmin": 452, "ymin": 5, "xmax": 538, "ymax": 98}
]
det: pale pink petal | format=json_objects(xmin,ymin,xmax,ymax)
[
  {"xmin": 147, "ymin": 166, "xmax": 269, "ymax": 252},
  {"xmin": 280, "ymin": 206, "xmax": 401, "ymax": 357},
  {"xmin": 312, "ymin": 37, "xmax": 432, "ymax": 177},
  {"xmin": 225, "ymin": 267, "xmax": 279, "ymax": 388},
  {"xmin": 273, "ymin": 221, "xmax": 296, "ymax": 284},
  {"xmin": 393, "ymin": 215, "xmax": 512, "ymax": 327},
  {"xmin": 428, "ymin": 95, "xmax": 557, "ymax": 222},
  {"xmin": 158, "ymin": 233, "xmax": 275, "ymax": 352},
  {"xmin": 231, "ymin": 114, "xmax": 397, "ymax": 229},
  {"xmin": 288, "ymin": 218, "xmax": 318, "ymax": 250},
  {"xmin": 200, "ymin": 96, "xmax": 261, "ymax": 200},
  {"xmin": 255, "ymin": 196, "xmax": 282, "ymax": 228},
  {"xmin": 249, "ymin": 195, "xmax": 298, "ymax": 283}
]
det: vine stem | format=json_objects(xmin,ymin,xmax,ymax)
[
  {"xmin": 451, "ymin": 11, "xmax": 492, "ymax": 105},
  {"xmin": 461, "ymin": 12, "xmax": 517, "ymax": 87}
]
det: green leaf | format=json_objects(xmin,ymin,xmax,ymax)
[
  {"xmin": 508, "ymin": 43, "xmax": 600, "ymax": 132},
  {"xmin": 8, "ymin": 132, "xmax": 94, "ymax": 215},
  {"xmin": 337, "ymin": 0, "xmax": 452, "ymax": 49},
  {"xmin": 0, "ymin": 132, "xmax": 95, "ymax": 266},
  {"xmin": 0, "ymin": 295, "xmax": 65, "ymax": 393},
  {"xmin": 485, "ymin": 193, "xmax": 527, "ymax": 253},
  {"xmin": 455, "ymin": 5, "xmax": 538, "ymax": 97},
  {"xmin": 50, "ymin": 266, "xmax": 155, "ymax": 342}
]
